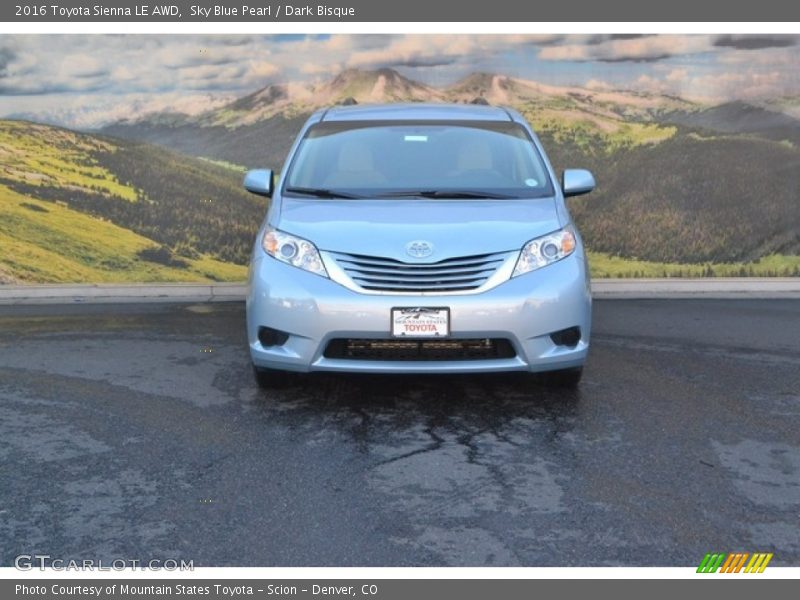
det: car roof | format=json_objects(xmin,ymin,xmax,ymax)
[{"xmin": 321, "ymin": 102, "xmax": 515, "ymax": 122}]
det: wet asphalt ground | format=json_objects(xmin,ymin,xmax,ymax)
[{"xmin": 0, "ymin": 299, "xmax": 798, "ymax": 567}]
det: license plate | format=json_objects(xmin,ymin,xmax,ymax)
[{"xmin": 391, "ymin": 307, "xmax": 450, "ymax": 337}]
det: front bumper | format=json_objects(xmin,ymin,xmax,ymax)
[{"xmin": 246, "ymin": 252, "xmax": 591, "ymax": 374}]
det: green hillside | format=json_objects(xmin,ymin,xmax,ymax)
[
  {"xmin": 0, "ymin": 186, "xmax": 244, "ymax": 283},
  {"xmin": 587, "ymin": 251, "xmax": 800, "ymax": 278},
  {"xmin": 1, "ymin": 116, "xmax": 795, "ymax": 283},
  {"xmin": 0, "ymin": 120, "xmax": 254, "ymax": 283},
  {"xmin": 564, "ymin": 133, "xmax": 800, "ymax": 264}
]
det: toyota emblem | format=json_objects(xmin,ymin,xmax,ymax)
[{"xmin": 405, "ymin": 240, "xmax": 434, "ymax": 259}]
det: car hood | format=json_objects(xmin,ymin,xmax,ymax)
[{"xmin": 276, "ymin": 197, "xmax": 562, "ymax": 262}]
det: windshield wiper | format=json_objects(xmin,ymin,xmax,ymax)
[
  {"xmin": 284, "ymin": 186, "xmax": 364, "ymax": 199},
  {"xmin": 375, "ymin": 189, "xmax": 517, "ymax": 200}
]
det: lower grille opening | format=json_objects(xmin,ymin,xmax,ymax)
[
  {"xmin": 323, "ymin": 338, "xmax": 516, "ymax": 361},
  {"xmin": 550, "ymin": 326, "xmax": 581, "ymax": 347}
]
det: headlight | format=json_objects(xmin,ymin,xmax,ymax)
[
  {"xmin": 512, "ymin": 227, "xmax": 576, "ymax": 277},
  {"xmin": 262, "ymin": 227, "xmax": 328, "ymax": 277}
]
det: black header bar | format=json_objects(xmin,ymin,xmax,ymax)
[{"xmin": 4, "ymin": 0, "xmax": 800, "ymax": 22}]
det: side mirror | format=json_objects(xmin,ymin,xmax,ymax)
[
  {"xmin": 243, "ymin": 169, "xmax": 274, "ymax": 197},
  {"xmin": 562, "ymin": 169, "xmax": 595, "ymax": 198}
]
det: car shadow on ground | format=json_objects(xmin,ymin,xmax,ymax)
[{"xmin": 246, "ymin": 371, "xmax": 586, "ymax": 455}]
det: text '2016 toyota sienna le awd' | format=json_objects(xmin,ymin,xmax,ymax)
[{"xmin": 243, "ymin": 103, "xmax": 595, "ymax": 388}]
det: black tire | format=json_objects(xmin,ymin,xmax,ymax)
[
  {"xmin": 541, "ymin": 367, "xmax": 583, "ymax": 388},
  {"xmin": 252, "ymin": 364, "xmax": 293, "ymax": 389}
]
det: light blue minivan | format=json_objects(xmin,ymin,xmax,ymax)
[{"xmin": 243, "ymin": 103, "xmax": 595, "ymax": 388}]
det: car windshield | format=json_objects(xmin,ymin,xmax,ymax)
[{"xmin": 283, "ymin": 120, "xmax": 554, "ymax": 199}]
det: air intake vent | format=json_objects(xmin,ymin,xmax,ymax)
[
  {"xmin": 324, "ymin": 338, "xmax": 516, "ymax": 361},
  {"xmin": 550, "ymin": 326, "xmax": 581, "ymax": 347},
  {"xmin": 258, "ymin": 326, "xmax": 289, "ymax": 347}
]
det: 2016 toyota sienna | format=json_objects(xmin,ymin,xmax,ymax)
[{"xmin": 243, "ymin": 103, "xmax": 595, "ymax": 388}]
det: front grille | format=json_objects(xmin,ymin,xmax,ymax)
[
  {"xmin": 330, "ymin": 251, "xmax": 507, "ymax": 293},
  {"xmin": 323, "ymin": 338, "xmax": 516, "ymax": 361}
]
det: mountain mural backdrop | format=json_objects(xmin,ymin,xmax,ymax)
[{"xmin": 1, "ymin": 35, "xmax": 799, "ymax": 282}]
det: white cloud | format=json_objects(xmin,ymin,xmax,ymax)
[
  {"xmin": 634, "ymin": 74, "xmax": 669, "ymax": 94},
  {"xmin": 300, "ymin": 62, "xmax": 339, "ymax": 76},
  {"xmin": 540, "ymin": 35, "xmax": 715, "ymax": 62},
  {"xmin": 665, "ymin": 68, "xmax": 688, "ymax": 83},
  {"xmin": 689, "ymin": 71, "xmax": 785, "ymax": 101},
  {"xmin": 585, "ymin": 79, "xmax": 614, "ymax": 91},
  {"xmin": 717, "ymin": 45, "xmax": 800, "ymax": 66},
  {"xmin": 0, "ymin": 92, "xmax": 236, "ymax": 129},
  {"xmin": 345, "ymin": 35, "xmax": 559, "ymax": 70},
  {"xmin": 632, "ymin": 69, "xmax": 790, "ymax": 102}
]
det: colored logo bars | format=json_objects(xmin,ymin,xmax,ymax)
[{"xmin": 697, "ymin": 552, "xmax": 773, "ymax": 573}]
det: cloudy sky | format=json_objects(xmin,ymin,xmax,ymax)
[{"xmin": 1, "ymin": 34, "xmax": 798, "ymax": 128}]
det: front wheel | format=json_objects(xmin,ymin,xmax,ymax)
[
  {"xmin": 252, "ymin": 364, "xmax": 293, "ymax": 390},
  {"xmin": 541, "ymin": 367, "xmax": 583, "ymax": 388}
]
